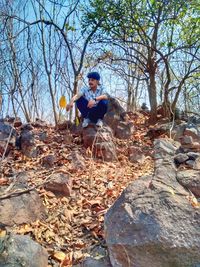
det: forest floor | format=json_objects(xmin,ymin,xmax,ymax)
[{"xmin": 0, "ymin": 113, "xmax": 155, "ymax": 266}]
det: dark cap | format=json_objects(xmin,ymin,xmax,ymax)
[{"xmin": 87, "ymin": 72, "xmax": 100, "ymax": 81}]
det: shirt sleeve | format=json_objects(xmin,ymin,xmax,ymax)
[
  {"xmin": 76, "ymin": 87, "xmax": 85, "ymax": 98},
  {"xmin": 100, "ymin": 86, "xmax": 110, "ymax": 98}
]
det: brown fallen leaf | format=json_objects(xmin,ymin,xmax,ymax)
[
  {"xmin": 60, "ymin": 252, "xmax": 73, "ymax": 267},
  {"xmin": 63, "ymin": 208, "xmax": 74, "ymax": 222},
  {"xmin": 0, "ymin": 177, "xmax": 9, "ymax": 186},
  {"xmin": 53, "ymin": 251, "xmax": 66, "ymax": 262}
]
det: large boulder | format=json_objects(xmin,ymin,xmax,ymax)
[
  {"xmin": 0, "ymin": 234, "xmax": 48, "ymax": 267},
  {"xmin": 105, "ymin": 138, "xmax": 200, "ymax": 267},
  {"xmin": 177, "ymin": 170, "xmax": 200, "ymax": 198},
  {"xmin": 3, "ymin": 116, "xmax": 22, "ymax": 127},
  {"xmin": 19, "ymin": 124, "xmax": 38, "ymax": 158},
  {"xmin": 115, "ymin": 121, "xmax": 134, "ymax": 139},
  {"xmin": 104, "ymin": 97, "xmax": 125, "ymax": 129},
  {"xmin": 104, "ymin": 98, "xmax": 134, "ymax": 139},
  {"xmin": 0, "ymin": 172, "xmax": 46, "ymax": 226},
  {"xmin": 0, "ymin": 122, "xmax": 16, "ymax": 157},
  {"xmin": 0, "ymin": 122, "xmax": 16, "ymax": 139},
  {"xmin": 184, "ymin": 125, "xmax": 200, "ymax": 142},
  {"xmin": 82, "ymin": 124, "xmax": 117, "ymax": 162}
]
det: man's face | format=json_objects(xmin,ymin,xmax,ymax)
[{"xmin": 88, "ymin": 78, "xmax": 99, "ymax": 90}]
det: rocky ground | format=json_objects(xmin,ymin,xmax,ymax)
[
  {"xmin": 0, "ymin": 109, "xmax": 199, "ymax": 267},
  {"xmin": 0, "ymin": 112, "xmax": 153, "ymax": 267}
]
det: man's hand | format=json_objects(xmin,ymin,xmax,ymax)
[
  {"xmin": 87, "ymin": 99, "xmax": 96, "ymax": 108},
  {"xmin": 66, "ymin": 103, "xmax": 73, "ymax": 111}
]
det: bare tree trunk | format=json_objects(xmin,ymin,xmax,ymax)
[
  {"xmin": 132, "ymin": 77, "xmax": 140, "ymax": 111},
  {"xmin": 73, "ymin": 75, "xmax": 79, "ymax": 121},
  {"xmin": 6, "ymin": 17, "xmax": 31, "ymax": 122},
  {"xmin": 27, "ymin": 29, "xmax": 40, "ymax": 119},
  {"xmin": 40, "ymin": 17, "xmax": 58, "ymax": 125},
  {"xmin": 148, "ymin": 70, "xmax": 157, "ymax": 123}
]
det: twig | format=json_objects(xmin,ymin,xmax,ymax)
[
  {"xmin": 169, "ymin": 104, "xmax": 175, "ymax": 139},
  {"xmin": 0, "ymin": 173, "xmax": 57, "ymax": 200},
  {"xmin": 3, "ymin": 175, "xmax": 17, "ymax": 194},
  {"xmin": 1, "ymin": 122, "xmax": 15, "ymax": 162}
]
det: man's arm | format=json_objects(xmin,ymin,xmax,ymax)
[
  {"xmin": 87, "ymin": 94, "xmax": 109, "ymax": 108},
  {"xmin": 95, "ymin": 94, "xmax": 108, "ymax": 101},
  {"xmin": 66, "ymin": 92, "xmax": 83, "ymax": 111}
]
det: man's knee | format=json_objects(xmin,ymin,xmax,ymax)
[
  {"xmin": 98, "ymin": 99, "xmax": 108, "ymax": 108},
  {"xmin": 76, "ymin": 96, "xmax": 87, "ymax": 105}
]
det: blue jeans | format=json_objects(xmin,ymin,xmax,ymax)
[{"xmin": 76, "ymin": 96, "xmax": 108, "ymax": 123}]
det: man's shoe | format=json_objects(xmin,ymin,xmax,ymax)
[
  {"xmin": 82, "ymin": 118, "xmax": 90, "ymax": 128},
  {"xmin": 96, "ymin": 119, "xmax": 103, "ymax": 127}
]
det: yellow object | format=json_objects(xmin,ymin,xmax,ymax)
[
  {"xmin": 0, "ymin": 230, "xmax": 6, "ymax": 238},
  {"xmin": 53, "ymin": 251, "xmax": 66, "ymax": 262},
  {"xmin": 75, "ymin": 117, "xmax": 79, "ymax": 126},
  {"xmin": 59, "ymin": 95, "xmax": 67, "ymax": 109}
]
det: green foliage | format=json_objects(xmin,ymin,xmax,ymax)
[
  {"xmin": 83, "ymin": 0, "xmax": 198, "ymax": 48},
  {"xmin": 65, "ymin": 23, "xmax": 76, "ymax": 32}
]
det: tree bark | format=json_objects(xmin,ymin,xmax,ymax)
[{"xmin": 148, "ymin": 70, "xmax": 157, "ymax": 123}]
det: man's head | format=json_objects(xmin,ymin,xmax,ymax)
[{"xmin": 87, "ymin": 72, "xmax": 100, "ymax": 90}]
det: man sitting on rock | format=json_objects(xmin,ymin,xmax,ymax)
[{"xmin": 66, "ymin": 72, "xmax": 109, "ymax": 128}]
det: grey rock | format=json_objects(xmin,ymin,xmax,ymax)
[
  {"xmin": 20, "ymin": 129, "xmax": 38, "ymax": 158},
  {"xmin": 104, "ymin": 98, "xmax": 125, "ymax": 131},
  {"xmin": 184, "ymin": 127, "xmax": 200, "ymax": 142},
  {"xmin": 115, "ymin": 121, "xmax": 134, "ymax": 139},
  {"xmin": 0, "ymin": 182, "xmax": 46, "ymax": 226},
  {"xmin": 38, "ymin": 131, "xmax": 48, "ymax": 142},
  {"xmin": 177, "ymin": 170, "xmax": 200, "ymax": 197},
  {"xmin": 21, "ymin": 123, "xmax": 34, "ymax": 131},
  {"xmin": 45, "ymin": 172, "xmax": 72, "ymax": 196},
  {"xmin": 0, "ymin": 122, "xmax": 16, "ymax": 140},
  {"xmin": 0, "ymin": 122, "xmax": 16, "ymax": 157},
  {"xmin": 154, "ymin": 138, "xmax": 180, "ymax": 160},
  {"xmin": 105, "ymin": 138, "xmax": 200, "ymax": 267},
  {"xmin": 185, "ymin": 160, "xmax": 195, "ymax": 168},
  {"xmin": 181, "ymin": 135, "xmax": 193, "ymax": 145},
  {"xmin": 41, "ymin": 154, "xmax": 56, "ymax": 168},
  {"xmin": 0, "ymin": 234, "xmax": 48, "ymax": 267},
  {"xmin": 4, "ymin": 116, "xmax": 22, "ymax": 128},
  {"xmin": 104, "ymin": 98, "xmax": 134, "ymax": 139},
  {"xmin": 169, "ymin": 122, "xmax": 186, "ymax": 141},
  {"xmin": 128, "ymin": 146, "xmax": 146, "ymax": 164},
  {"xmin": 94, "ymin": 141, "xmax": 117, "ymax": 162},
  {"xmin": 174, "ymin": 153, "xmax": 189, "ymax": 164},
  {"xmin": 187, "ymin": 152, "xmax": 200, "ymax": 161},
  {"xmin": 82, "ymin": 125, "xmax": 117, "ymax": 162}
]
